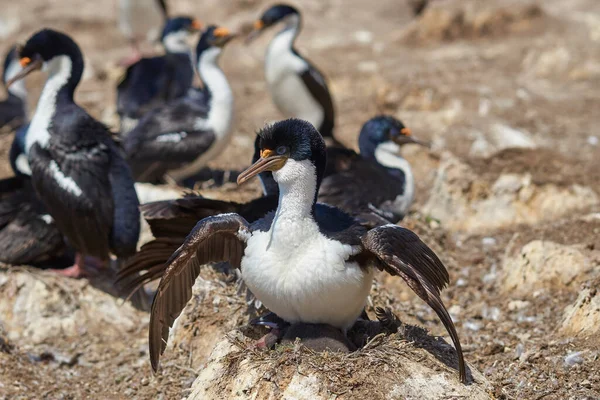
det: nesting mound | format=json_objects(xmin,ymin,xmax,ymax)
[{"xmin": 187, "ymin": 327, "xmax": 491, "ymax": 400}]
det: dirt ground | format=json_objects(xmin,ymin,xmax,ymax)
[{"xmin": 0, "ymin": 0, "xmax": 599, "ymax": 398}]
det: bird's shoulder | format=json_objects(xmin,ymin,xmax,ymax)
[{"xmin": 314, "ymin": 203, "xmax": 367, "ymax": 246}]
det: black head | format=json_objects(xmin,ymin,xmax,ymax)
[
  {"xmin": 358, "ymin": 115, "xmax": 429, "ymax": 158},
  {"xmin": 247, "ymin": 4, "xmax": 300, "ymax": 42},
  {"xmin": 195, "ymin": 25, "xmax": 236, "ymax": 61},
  {"xmin": 238, "ymin": 119, "xmax": 326, "ymax": 189},
  {"xmin": 258, "ymin": 4, "xmax": 299, "ymax": 28},
  {"xmin": 7, "ymin": 29, "xmax": 83, "ymax": 92},
  {"xmin": 2, "ymin": 46, "xmax": 19, "ymax": 85},
  {"xmin": 161, "ymin": 16, "xmax": 202, "ymax": 41},
  {"xmin": 19, "ymin": 29, "xmax": 82, "ymax": 64}
]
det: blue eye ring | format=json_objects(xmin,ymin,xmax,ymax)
[{"xmin": 276, "ymin": 145, "xmax": 287, "ymax": 155}]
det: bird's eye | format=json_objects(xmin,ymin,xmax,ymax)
[{"xmin": 276, "ymin": 145, "xmax": 288, "ymax": 155}]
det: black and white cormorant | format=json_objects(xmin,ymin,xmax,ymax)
[
  {"xmin": 145, "ymin": 119, "xmax": 466, "ymax": 382},
  {"xmin": 7, "ymin": 29, "xmax": 141, "ymax": 278},
  {"xmin": 117, "ymin": 16, "xmax": 202, "ymax": 135},
  {"xmin": 118, "ymin": 0, "xmax": 169, "ymax": 65},
  {"xmin": 320, "ymin": 115, "xmax": 430, "ymax": 222},
  {"xmin": 124, "ymin": 26, "xmax": 235, "ymax": 184},
  {"xmin": 247, "ymin": 4, "xmax": 337, "ymax": 144},
  {"xmin": 0, "ymin": 46, "xmax": 27, "ymax": 131}
]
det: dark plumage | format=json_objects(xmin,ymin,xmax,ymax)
[
  {"xmin": 124, "ymin": 25, "xmax": 235, "ymax": 183},
  {"xmin": 116, "ymin": 16, "xmax": 201, "ymax": 135},
  {"xmin": 10, "ymin": 29, "xmax": 140, "ymax": 277},
  {"xmin": 128, "ymin": 119, "xmax": 465, "ymax": 382},
  {"xmin": 0, "ymin": 46, "xmax": 27, "ymax": 131}
]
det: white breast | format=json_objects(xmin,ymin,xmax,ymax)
[
  {"xmin": 265, "ymin": 29, "xmax": 324, "ymax": 129},
  {"xmin": 241, "ymin": 219, "xmax": 373, "ymax": 330}
]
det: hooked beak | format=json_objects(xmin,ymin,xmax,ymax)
[
  {"xmin": 391, "ymin": 128, "xmax": 431, "ymax": 148},
  {"xmin": 213, "ymin": 27, "xmax": 238, "ymax": 47},
  {"xmin": 237, "ymin": 150, "xmax": 287, "ymax": 185},
  {"xmin": 245, "ymin": 20, "xmax": 265, "ymax": 44},
  {"xmin": 6, "ymin": 55, "xmax": 43, "ymax": 88}
]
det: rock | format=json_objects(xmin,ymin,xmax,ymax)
[
  {"xmin": 0, "ymin": 269, "xmax": 143, "ymax": 345},
  {"xmin": 469, "ymin": 124, "xmax": 536, "ymax": 158},
  {"xmin": 421, "ymin": 153, "xmax": 599, "ymax": 233},
  {"xmin": 187, "ymin": 331, "xmax": 493, "ymax": 400},
  {"xmin": 501, "ymin": 241, "xmax": 592, "ymax": 295},
  {"xmin": 561, "ymin": 279, "xmax": 600, "ymax": 337},
  {"xmin": 400, "ymin": 0, "xmax": 543, "ymax": 44}
]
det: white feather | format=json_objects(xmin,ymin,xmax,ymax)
[
  {"xmin": 264, "ymin": 15, "xmax": 325, "ymax": 130},
  {"xmin": 156, "ymin": 132, "xmax": 187, "ymax": 142},
  {"xmin": 162, "ymin": 30, "xmax": 192, "ymax": 54},
  {"xmin": 241, "ymin": 159, "xmax": 373, "ymax": 330},
  {"xmin": 167, "ymin": 47, "xmax": 234, "ymax": 180},
  {"xmin": 26, "ymin": 55, "xmax": 72, "ymax": 153},
  {"xmin": 40, "ymin": 214, "xmax": 54, "ymax": 224},
  {"xmin": 374, "ymin": 141, "xmax": 414, "ymax": 215},
  {"xmin": 15, "ymin": 153, "xmax": 32, "ymax": 176},
  {"xmin": 49, "ymin": 160, "xmax": 82, "ymax": 197}
]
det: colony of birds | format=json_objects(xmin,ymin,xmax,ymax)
[{"xmin": 0, "ymin": 0, "xmax": 469, "ymax": 390}]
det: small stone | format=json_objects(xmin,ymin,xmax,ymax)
[
  {"xmin": 353, "ymin": 30, "xmax": 374, "ymax": 44},
  {"xmin": 464, "ymin": 321, "xmax": 482, "ymax": 331},
  {"xmin": 141, "ymin": 378, "xmax": 149, "ymax": 386},
  {"xmin": 588, "ymin": 136, "xmax": 599, "ymax": 146},
  {"xmin": 508, "ymin": 300, "xmax": 530, "ymax": 311},
  {"xmin": 564, "ymin": 351, "xmax": 585, "ymax": 367},
  {"xmin": 481, "ymin": 237, "xmax": 497, "ymax": 247}
]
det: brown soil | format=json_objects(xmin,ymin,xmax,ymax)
[{"xmin": 0, "ymin": 0, "xmax": 599, "ymax": 399}]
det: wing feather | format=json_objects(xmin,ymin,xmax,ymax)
[
  {"xmin": 149, "ymin": 213, "xmax": 250, "ymax": 371},
  {"xmin": 361, "ymin": 225, "xmax": 466, "ymax": 383}
]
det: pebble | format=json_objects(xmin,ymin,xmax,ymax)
[
  {"xmin": 464, "ymin": 321, "xmax": 482, "ymax": 331},
  {"xmin": 481, "ymin": 237, "xmax": 497, "ymax": 247},
  {"xmin": 353, "ymin": 30, "xmax": 374, "ymax": 44},
  {"xmin": 508, "ymin": 300, "xmax": 530, "ymax": 311},
  {"xmin": 564, "ymin": 351, "xmax": 585, "ymax": 367},
  {"xmin": 588, "ymin": 136, "xmax": 599, "ymax": 146}
]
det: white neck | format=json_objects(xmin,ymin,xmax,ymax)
[
  {"xmin": 266, "ymin": 15, "xmax": 301, "ymax": 66},
  {"xmin": 272, "ymin": 159, "xmax": 317, "ymax": 229},
  {"xmin": 198, "ymin": 47, "xmax": 233, "ymax": 137},
  {"xmin": 163, "ymin": 31, "xmax": 191, "ymax": 54},
  {"xmin": 374, "ymin": 141, "xmax": 414, "ymax": 204},
  {"xmin": 165, "ymin": 47, "xmax": 233, "ymax": 181},
  {"xmin": 26, "ymin": 55, "xmax": 73, "ymax": 152},
  {"xmin": 4, "ymin": 59, "xmax": 27, "ymax": 100}
]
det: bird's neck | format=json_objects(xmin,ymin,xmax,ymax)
[
  {"xmin": 268, "ymin": 14, "xmax": 301, "ymax": 56},
  {"xmin": 40, "ymin": 55, "xmax": 80, "ymax": 106},
  {"xmin": 272, "ymin": 159, "xmax": 318, "ymax": 229},
  {"xmin": 197, "ymin": 48, "xmax": 233, "ymax": 136},
  {"xmin": 4, "ymin": 59, "xmax": 27, "ymax": 101},
  {"xmin": 163, "ymin": 31, "xmax": 192, "ymax": 55},
  {"xmin": 26, "ymin": 55, "xmax": 80, "ymax": 152},
  {"xmin": 373, "ymin": 141, "xmax": 412, "ymax": 182}
]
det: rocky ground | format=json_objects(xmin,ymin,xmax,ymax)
[{"xmin": 0, "ymin": 0, "xmax": 599, "ymax": 399}]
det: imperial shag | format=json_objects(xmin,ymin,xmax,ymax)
[
  {"xmin": 247, "ymin": 4, "xmax": 337, "ymax": 144},
  {"xmin": 144, "ymin": 119, "xmax": 466, "ymax": 382},
  {"xmin": 117, "ymin": 16, "xmax": 202, "ymax": 135},
  {"xmin": 124, "ymin": 26, "xmax": 235, "ymax": 184},
  {"xmin": 7, "ymin": 29, "xmax": 140, "ymax": 277}
]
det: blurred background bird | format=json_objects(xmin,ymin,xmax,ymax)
[
  {"xmin": 118, "ymin": 0, "xmax": 169, "ymax": 66},
  {"xmin": 116, "ymin": 16, "xmax": 202, "ymax": 136}
]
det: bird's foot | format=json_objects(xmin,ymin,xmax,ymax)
[
  {"xmin": 252, "ymin": 329, "xmax": 281, "ymax": 350},
  {"xmin": 48, "ymin": 254, "xmax": 106, "ymax": 279},
  {"xmin": 49, "ymin": 263, "xmax": 88, "ymax": 279}
]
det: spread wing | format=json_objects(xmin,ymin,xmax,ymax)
[
  {"xmin": 117, "ymin": 195, "xmax": 278, "ymax": 291},
  {"xmin": 361, "ymin": 225, "xmax": 466, "ymax": 383},
  {"xmin": 149, "ymin": 213, "xmax": 250, "ymax": 371}
]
